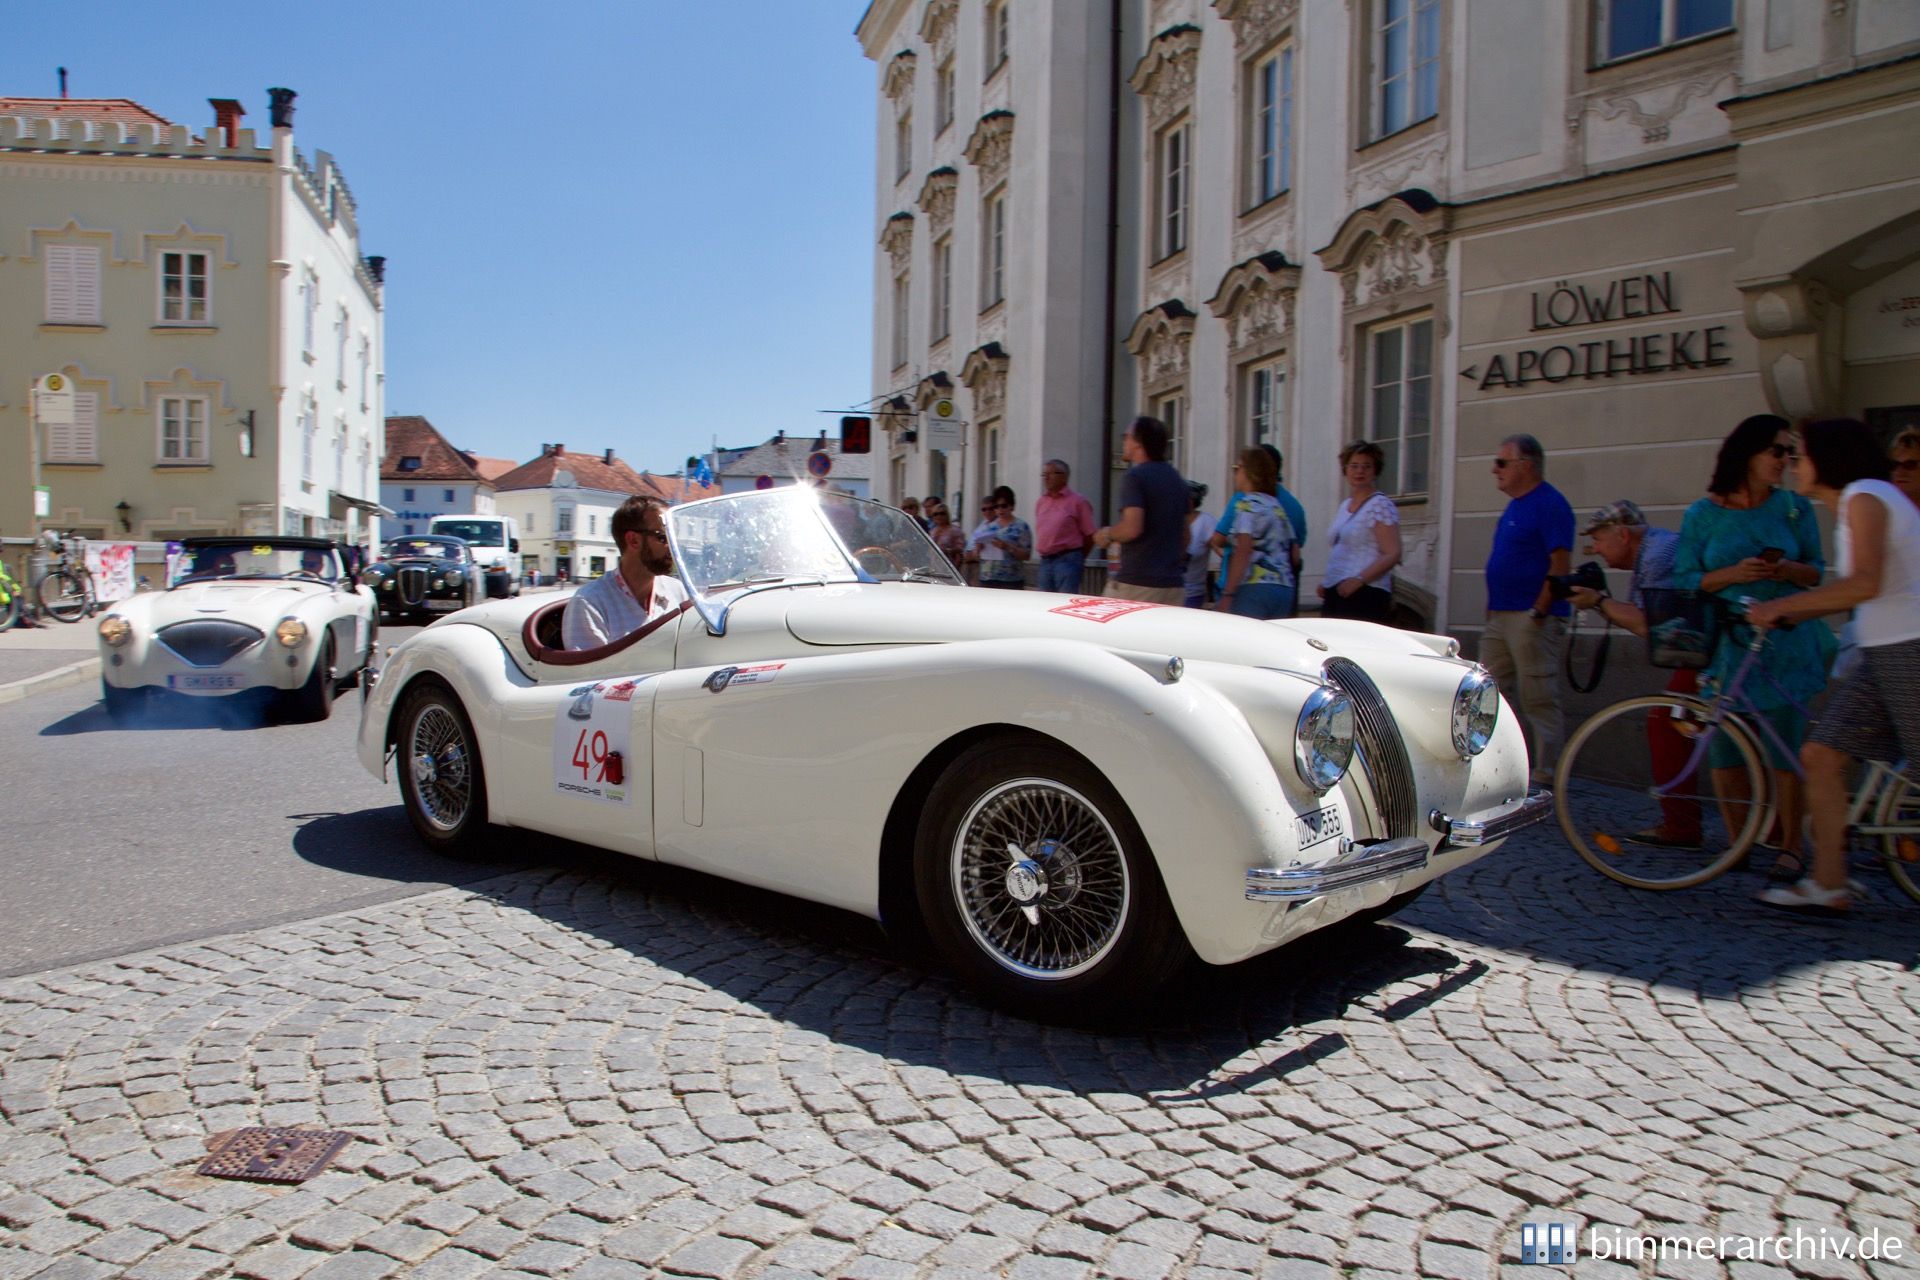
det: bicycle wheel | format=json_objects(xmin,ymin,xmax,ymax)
[
  {"xmin": 37, "ymin": 569, "xmax": 89, "ymax": 623},
  {"xmin": 1555, "ymin": 694, "xmax": 1772, "ymax": 890},
  {"xmin": 1874, "ymin": 767, "xmax": 1920, "ymax": 905}
]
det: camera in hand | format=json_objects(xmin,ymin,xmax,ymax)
[{"xmin": 1547, "ymin": 560, "xmax": 1607, "ymax": 601}]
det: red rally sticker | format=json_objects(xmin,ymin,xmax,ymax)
[{"xmin": 1047, "ymin": 597, "xmax": 1164, "ymax": 623}]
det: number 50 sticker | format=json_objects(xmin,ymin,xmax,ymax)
[{"xmin": 551, "ymin": 683, "xmax": 633, "ymax": 805}]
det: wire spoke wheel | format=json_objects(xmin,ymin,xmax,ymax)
[
  {"xmin": 408, "ymin": 703, "xmax": 473, "ymax": 833},
  {"xmin": 1555, "ymin": 694, "xmax": 1772, "ymax": 890},
  {"xmin": 1875, "ymin": 769, "xmax": 1920, "ymax": 905},
  {"xmin": 952, "ymin": 777, "xmax": 1130, "ymax": 980}
]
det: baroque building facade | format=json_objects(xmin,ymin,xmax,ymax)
[
  {"xmin": 858, "ymin": 0, "xmax": 1920, "ymax": 635},
  {"xmin": 0, "ymin": 89, "xmax": 385, "ymax": 549}
]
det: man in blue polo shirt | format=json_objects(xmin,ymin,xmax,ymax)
[{"xmin": 1483, "ymin": 433, "xmax": 1574, "ymax": 785}]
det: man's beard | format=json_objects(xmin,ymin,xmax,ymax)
[{"xmin": 642, "ymin": 549, "xmax": 673, "ymax": 577}]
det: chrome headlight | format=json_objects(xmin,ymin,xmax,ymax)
[
  {"xmin": 379, "ymin": 579, "xmax": 393, "ymax": 591},
  {"xmin": 1451, "ymin": 668, "xmax": 1500, "ymax": 757},
  {"xmin": 1294, "ymin": 685, "xmax": 1355, "ymax": 794},
  {"xmin": 275, "ymin": 617, "xmax": 308, "ymax": 647},
  {"xmin": 432, "ymin": 578, "xmax": 445, "ymax": 589},
  {"xmin": 98, "ymin": 615, "xmax": 131, "ymax": 647},
  {"xmin": 444, "ymin": 569, "xmax": 464, "ymax": 586}
]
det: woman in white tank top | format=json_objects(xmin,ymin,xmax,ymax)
[{"xmin": 1748, "ymin": 419, "xmax": 1920, "ymax": 915}]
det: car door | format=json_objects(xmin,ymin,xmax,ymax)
[{"xmin": 493, "ymin": 609, "xmax": 685, "ymax": 858}]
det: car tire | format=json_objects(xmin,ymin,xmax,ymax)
[
  {"xmin": 913, "ymin": 736, "xmax": 1193, "ymax": 1024},
  {"xmin": 101, "ymin": 680, "xmax": 144, "ymax": 723},
  {"xmin": 396, "ymin": 683, "xmax": 493, "ymax": 859},
  {"xmin": 290, "ymin": 633, "xmax": 335, "ymax": 723}
]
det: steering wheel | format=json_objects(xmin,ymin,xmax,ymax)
[{"xmin": 852, "ymin": 545, "xmax": 908, "ymax": 575}]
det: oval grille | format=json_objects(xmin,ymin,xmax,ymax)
[
  {"xmin": 1323, "ymin": 656, "xmax": 1416, "ymax": 839},
  {"xmin": 398, "ymin": 566, "xmax": 430, "ymax": 606},
  {"xmin": 158, "ymin": 620, "xmax": 264, "ymax": 668}
]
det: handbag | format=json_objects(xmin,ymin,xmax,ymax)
[{"xmin": 1642, "ymin": 588, "xmax": 1718, "ymax": 670}]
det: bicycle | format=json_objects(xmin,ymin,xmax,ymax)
[
  {"xmin": 36, "ymin": 531, "xmax": 98, "ymax": 623},
  {"xmin": 1554, "ymin": 596, "xmax": 1920, "ymax": 900}
]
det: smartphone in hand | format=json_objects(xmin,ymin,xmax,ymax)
[{"xmin": 1759, "ymin": 547, "xmax": 1785, "ymax": 564}]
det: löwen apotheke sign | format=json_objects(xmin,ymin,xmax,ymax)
[{"xmin": 1463, "ymin": 271, "xmax": 1733, "ymax": 391}]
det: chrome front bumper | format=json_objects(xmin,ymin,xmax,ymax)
[
  {"xmin": 1428, "ymin": 788, "xmax": 1553, "ymax": 849},
  {"xmin": 1245, "ymin": 835, "xmax": 1429, "ymax": 901}
]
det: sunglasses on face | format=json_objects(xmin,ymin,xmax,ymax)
[
  {"xmin": 1765, "ymin": 443, "xmax": 1799, "ymax": 460},
  {"xmin": 1894, "ymin": 459, "xmax": 1920, "ymax": 473},
  {"xmin": 639, "ymin": 528, "xmax": 668, "ymax": 543},
  {"xmin": 1492, "ymin": 458, "xmax": 1515, "ymax": 469}
]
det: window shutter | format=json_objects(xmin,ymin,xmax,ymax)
[
  {"xmin": 46, "ymin": 246, "xmax": 103, "ymax": 324},
  {"xmin": 47, "ymin": 391, "xmax": 99, "ymax": 462}
]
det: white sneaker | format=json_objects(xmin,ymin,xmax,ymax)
[{"xmin": 1755, "ymin": 876, "xmax": 1863, "ymax": 916}]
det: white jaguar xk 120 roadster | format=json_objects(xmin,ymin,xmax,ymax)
[{"xmin": 359, "ymin": 488, "xmax": 1548, "ymax": 1020}]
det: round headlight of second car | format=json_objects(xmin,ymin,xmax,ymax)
[
  {"xmin": 445, "ymin": 569, "xmax": 463, "ymax": 586},
  {"xmin": 98, "ymin": 615, "xmax": 131, "ymax": 647},
  {"xmin": 1451, "ymin": 668, "xmax": 1500, "ymax": 757},
  {"xmin": 275, "ymin": 617, "xmax": 308, "ymax": 647},
  {"xmin": 1294, "ymin": 685, "xmax": 1355, "ymax": 794}
]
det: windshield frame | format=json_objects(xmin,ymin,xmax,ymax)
[
  {"xmin": 171, "ymin": 539, "xmax": 344, "ymax": 587},
  {"xmin": 664, "ymin": 487, "xmax": 963, "ymax": 635}
]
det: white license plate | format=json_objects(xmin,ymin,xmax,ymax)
[
  {"xmin": 168, "ymin": 673, "xmax": 243, "ymax": 691},
  {"xmin": 426, "ymin": 599, "xmax": 462, "ymax": 610},
  {"xmin": 1295, "ymin": 804, "xmax": 1344, "ymax": 850}
]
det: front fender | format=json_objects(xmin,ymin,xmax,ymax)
[{"xmin": 358, "ymin": 621, "xmax": 519, "ymax": 783}]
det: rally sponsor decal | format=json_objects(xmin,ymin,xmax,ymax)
[
  {"xmin": 552, "ymin": 680, "xmax": 644, "ymax": 805},
  {"xmin": 702, "ymin": 662, "xmax": 785, "ymax": 693},
  {"xmin": 1047, "ymin": 596, "xmax": 1163, "ymax": 623}
]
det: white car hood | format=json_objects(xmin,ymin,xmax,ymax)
[{"xmin": 140, "ymin": 580, "xmax": 328, "ymax": 619}]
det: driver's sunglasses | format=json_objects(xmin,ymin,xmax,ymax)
[
  {"xmin": 639, "ymin": 528, "xmax": 669, "ymax": 542},
  {"xmin": 1766, "ymin": 443, "xmax": 1799, "ymax": 460}
]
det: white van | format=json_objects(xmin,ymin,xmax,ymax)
[{"xmin": 428, "ymin": 514, "xmax": 521, "ymax": 598}]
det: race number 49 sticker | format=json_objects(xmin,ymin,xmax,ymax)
[{"xmin": 552, "ymin": 681, "xmax": 635, "ymax": 805}]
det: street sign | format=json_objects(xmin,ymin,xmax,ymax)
[
  {"xmin": 35, "ymin": 485, "xmax": 51, "ymax": 518},
  {"xmin": 755, "ymin": 475, "xmax": 774, "ymax": 490},
  {"xmin": 807, "ymin": 450, "xmax": 833, "ymax": 478},
  {"xmin": 925, "ymin": 413, "xmax": 966, "ymax": 452},
  {"xmin": 34, "ymin": 373, "xmax": 75, "ymax": 426}
]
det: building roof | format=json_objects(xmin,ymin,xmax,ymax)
[
  {"xmin": 381, "ymin": 416, "xmax": 490, "ymax": 484},
  {"xmin": 494, "ymin": 446, "xmax": 652, "ymax": 494},
  {"xmin": 0, "ymin": 97, "xmax": 174, "ymax": 127},
  {"xmin": 633, "ymin": 472, "xmax": 720, "ymax": 505},
  {"xmin": 467, "ymin": 456, "xmax": 518, "ymax": 483},
  {"xmin": 714, "ymin": 434, "xmax": 873, "ymax": 483}
]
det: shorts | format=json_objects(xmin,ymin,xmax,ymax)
[
  {"xmin": 1712, "ymin": 703, "xmax": 1807, "ymax": 772},
  {"xmin": 1808, "ymin": 637, "xmax": 1920, "ymax": 763}
]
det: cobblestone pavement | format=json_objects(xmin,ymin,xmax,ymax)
[{"xmin": 2, "ymin": 819, "xmax": 1917, "ymax": 1280}]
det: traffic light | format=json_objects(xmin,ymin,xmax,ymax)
[{"xmin": 839, "ymin": 415, "xmax": 872, "ymax": 454}]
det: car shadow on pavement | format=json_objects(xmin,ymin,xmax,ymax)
[
  {"xmin": 290, "ymin": 807, "xmax": 543, "ymax": 886},
  {"xmin": 1401, "ymin": 829, "xmax": 1920, "ymax": 1000},
  {"xmin": 288, "ymin": 817, "xmax": 1488, "ymax": 1095}
]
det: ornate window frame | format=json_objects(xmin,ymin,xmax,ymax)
[
  {"xmin": 1131, "ymin": 26, "xmax": 1201, "ymax": 285},
  {"xmin": 1208, "ymin": 252, "xmax": 1301, "ymax": 456},
  {"xmin": 1316, "ymin": 191, "xmax": 1450, "ymax": 499},
  {"xmin": 1126, "ymin": 301, "xmax": 1196, "ymax": 469}
]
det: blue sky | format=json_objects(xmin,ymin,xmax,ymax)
[{"xmin": 6, "ymin": 3, "xmax": 879, "ymax": 474}]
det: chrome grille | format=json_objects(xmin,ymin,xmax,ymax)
[
  {"xmin": 1324, "ymin": 656, "xmax": 1416, "ymax": 839},
  {"xmin": 158, "ymin": 620, "xmax": 263, "ymax": 668},
  {"xmin": 397, "ymin": 566, "xmax": 429, "ymax": 607}
]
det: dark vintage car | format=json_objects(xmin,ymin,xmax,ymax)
[{"xmin": 361, "ymin": 535, "xmax": 480, "ymax": 622}]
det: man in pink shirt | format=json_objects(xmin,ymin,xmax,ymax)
[{"xmin": 1032, "ymin": 459, "xmax": 1096, "ymax": 594}]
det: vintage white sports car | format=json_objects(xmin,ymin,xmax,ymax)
[
  {"xmin": 98, "ymin": 537, "xmax": 377, "ymax": 722},
  {"xmin": 359, "ymin": 488, "xmax": 1548, "ymax": 1020}
]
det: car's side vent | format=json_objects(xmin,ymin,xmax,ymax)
[{"xmin": 1323, "ymin": 656, "xmax": 1417, "ymax": 840}]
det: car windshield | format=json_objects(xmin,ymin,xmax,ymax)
[
  {"xmin": 174, "ymin": 542, "xmax": 339, "ymax": 584},
  {"xmin": 385, "ymin": 538, "xmax": 462, "ymax": 561},
  {"xmin": 667, "ymin": 488, "xmax": 962, "ymax": 632},
  {"xmin": 433, "ymin": 520, "xmax": 503, "ymax": 547}
]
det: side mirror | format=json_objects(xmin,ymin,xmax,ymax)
[{"xmin": 510, "ymin": 538, "xmax": 520, "ymax": 552}]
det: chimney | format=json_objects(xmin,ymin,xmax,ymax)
[
  {"xmin": 603, "ymin": 448, "xmax": 615, "ymax": 464},
  {"xmin": 209, "ymin": 98, "xmax": 244, "ymax": 145},
  {"xmin": 365, "ymin": 256, "xmax": 386, "ymax": 284},
  {"xmin": 551, "ymin": 442, "xmax": 565, "ymax": 457},
  {"xmin": 268, "ymin": 87, "xmax": 296, "ymax": 130},
  {"xmin": 58, "ymin": 67, "xmax": 68, "ymax": 99}
]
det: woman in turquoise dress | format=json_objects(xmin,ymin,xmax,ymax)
[{"xmin": 1670, "ymin": 414, "xmax": 1836, "ymax": 876}]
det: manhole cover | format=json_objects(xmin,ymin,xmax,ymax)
[{"xmin": 196, "ymin": 1127, "xmax": 353, "ymax": 1184}]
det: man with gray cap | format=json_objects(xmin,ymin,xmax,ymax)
[{"xmin": 1567, "ymin": 499, "xmax": 1699, "ymax": 848}]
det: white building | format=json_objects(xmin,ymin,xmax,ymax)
[
  {"xmin": 0, "ymin": 89, "xmax": 386, "ymax": 549},
  {"xmin": 494, "ymin": 444, "xmax": 653, "ymax": 581},
  {"xmin": 712, "ymin": 432, "xmax": 873, "ymax": 498},
  {"xmin": 859, "ymin": 0, "xmax": 1920, "ymax": 633},
  {"xmin": 380, "ymin": 414, "xmax": 510, "ymax": 535}
]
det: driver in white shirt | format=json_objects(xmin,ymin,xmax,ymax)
[{"xmin": 562, "ymin": 496, "xmax": 689, "ymax": 650}]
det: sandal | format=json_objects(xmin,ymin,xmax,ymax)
[
  {"xmin": 1759, "ymin": 847, "xmax": 1805, "ymax": 882},
  {"xmin": 1756, "ymin": 877, "xmax": 1864, "ymax": 917}
]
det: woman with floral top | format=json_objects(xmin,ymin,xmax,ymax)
[
  {"xmin": 1213, "ymin": 448, "xmax": 1297, "ymax": 619},
  {"xmin": 969, "ymin": 488, "xmax": 1033, "ymax": 590}
]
